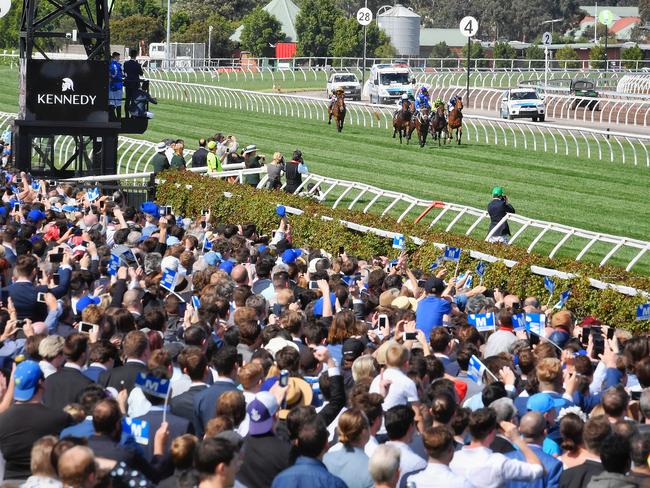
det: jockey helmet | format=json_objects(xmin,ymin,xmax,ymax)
[
  {"xmin": 420, "ymin": 86, "xmax": 428, "ymax": 94},
  {"xmin": 401, "ymin": 93, "xmax": 409, "ymax": 100},
  {"xmin": 335, "ymin": 86, "xmax": 344, "ymax": 94}
]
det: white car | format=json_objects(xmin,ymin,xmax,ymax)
[
  {"xmin": 327, "ymin": 73, "xmax": 362, "ymax": 100},
  {"xmin": 500, "ymin": 89, "xmax": 546, "ymax": 122}
]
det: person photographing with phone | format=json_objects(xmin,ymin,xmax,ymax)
[{"xmin": 487, "ymin": 186, "xmax": 515, "ymax": 244}]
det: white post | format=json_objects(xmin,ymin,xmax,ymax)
[
  {"xmin": 166, "ymin": 0, "xmax": 171, "ymax": 69},
  {"xmin": 208, "ymin": 25, "xmax": 213, "ymax": 67},
  {"xmin": 594, "ymin": 2, "xmax": 598, "ymax": 43},
  {"xmin": 544, "ymin": 46, "xmax": 548, "ymax": 90}
]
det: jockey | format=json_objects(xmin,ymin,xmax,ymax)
[
  {"xmin": 415, "ymin": 86, "xmax": 431, "ymax": 112},
  {"xmin": 433, "ymin": 97, "xmax": 444, "ymax": 110},
  {"xmin": 448, "ymin": 94, "xmax": 461, "ymax": 112},
  {"xmin": 328, "ymin": 86, "xmax": 344, "ymax": 113}
]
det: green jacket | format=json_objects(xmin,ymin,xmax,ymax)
[
  {"xmin": 170, "ymin": 153, "xmax": 186, "ymax": 170},
  {"xmin": 151, "ymin": 153, "xmax": 170, "ymax": 174}
]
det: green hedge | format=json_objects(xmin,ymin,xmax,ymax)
[{"xmin": 156, "ymin": 171, "xmax": 650, "ymax": 331}]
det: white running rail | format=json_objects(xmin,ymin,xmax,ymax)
[{"xmin": 147, "ymin": 80, "xmax": 650, "ymax": 166}]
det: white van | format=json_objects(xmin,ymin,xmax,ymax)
[{"xmin": 367, "ymin": 64, "xmax": 414, "ymax": 105}]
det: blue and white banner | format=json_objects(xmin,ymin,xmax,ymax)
[
  {"xmin": 464, "ymin": 274, "xmax": 474, "ymax": 289},
  {"xmin": 192, "ymin": 296, "xmax": 201, "ymax": 310},
  {"xmin": 475, "ymin": 261, "xmax": 486, "ymax": 277},
  {"xmin": 544, "ymin": 276, "xmax": 555, "ymax": 295},
  {"xmin": 107, "ymin": 254, "xmax": 120, "ymax": 276},
  {"xmin": 637, "ymin": 303, "xmax": 650, "ymax": 321},
  {"xmin": 31, "ymin": 180, "xmax": 41, "ymax": 191},
  {"xmin": 392, "ymin": 234, "xmax": 405, "ymax": 250},
  {"xmin": 429, "ymin": 258, "xmax": 443, "ymax": 270},
  {"xmin": 135, "ymin": 372, "xmax": 170, "ymax": 399},
  {"xmin": 444, "ymin": 246, "xmax": 462, "ymax": 261},
  {"xmin": 512, "ymin": 312, "xmax": 527, "ymax": 332},
  {"xmin": 553, "ymin": 290, "xmax": 571, "ymax": 310},
  {"xmin": 468, "ymin": 312, "xmax": 496, "ymax": 332},
  {"xmin": 467, "ymin": 355, "xmax": 487, "ymax": 383},
  {"xmin": 86, "ymin": 187, "xmax": 100, "ymax": 202},
  {"xmin": 202, "ymin": 236, "xmax": 213, "ymax": 252},
  {"xmin": 160, "ymin": 268, "xmax": 177, "ymax": 291},
  {"xmin": 526, "ymin": 313, "xmax": 546, "ymax": 335},
  {"xmin": 123, "ymin": 417, "xmax": 149, "ymax": 445}
]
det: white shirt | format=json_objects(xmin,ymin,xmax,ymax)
[
  {"xmin": 386, "ymin": 440, "xmax": 427, "ymax": 485},
  {"xmin": 406, "ymin": 463, "xmax": 474, "ymax": 488},
  {"xmin": 329, "ymin": 436, "xmax": 378, "ymax": 458},
  {"xmin": 369, "ymin": 367, "xmax": 419, "ymax": 410},
  {"xmin": 39, "ymin": 360, "xmax": 57, "ymax": 379},
  {"xmin": 450, "ymin": 446, "xmax": 543, "ymax": 488}
]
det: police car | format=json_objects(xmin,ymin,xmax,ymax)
[{"xmin": 500, "ymin": 88, "xmax": 546, "ymax": 122}]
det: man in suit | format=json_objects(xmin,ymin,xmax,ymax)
[
  {"xmin": 133, "ymin": 366, "xmax": 190, "ymax": 461},
  {"xmin": 8, "ymin": 254, "xmax": 72, "ymax": 321},
  {"xmin": 2, "ymin": 225, "xmax": 17, "ymax": 266},
  {"xmin": 505, "ymin": 411, "xmax": 563, "ymax": 488},
  {"xmin": 190, "ymin": 138, "xmax": 209, "ymax": 168},
  {"xmin": 99, "ymin": 330, "xmax": 150, "ymax": 393},
  {"xmin": 87, "ymin": 398, "xmax": 167, "ymax": 482},
  {"xmin": 43, "ymin": 333, "xmax": 93, "ymax": 412},
  {"xmin": 430, "ymin": 327, "xmax": 460, "ymax": 376},
  {"xmin": 83, "ymin": 340, "xmax": 117, "ymax": 383},
  {"xmin": 193, "ymin": 346, "xmax": 239, "ymax": 438},
  {"xmin": 170, "ymin": 346, "xmax": 209, "ymax": 423}
]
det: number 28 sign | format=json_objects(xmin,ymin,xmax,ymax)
[
  {"xmin": 357, "ymin": 7, "xmax": 373, "ymax": 26},
  {"xmin": 459, "ymin": 16, "xmax": 479, "ymax": 37},
  {"xmin": 0, "ymin": 0, "xmax": 11, "ymax": 18}
]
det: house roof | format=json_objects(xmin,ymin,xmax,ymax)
[
  {"xmin": 579, "ymin": 5, "xmax": 639, "ymax": 18},
  {"xmin": 610, "ymin": 17, "xmax": 640, "ymax": 33},
  {"xmin": 230, "ymin": 0, "xmax": 300, "ymax": 43},
  {"xmin": 420, "ymin": 28, "xmax": 468, "ymax": 48}
]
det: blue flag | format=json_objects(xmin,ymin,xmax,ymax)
[
  {"xmin": 444, "ymin": 246, "xmax": 461, "ymax": 261},
  {"xmin": 554, "ymin": 290, "xmax": 571, "ymax": 310},
  {"xmin": 429, "ymin": 258, "xmax": 443, "ymax": 270},
  {"xmin": 107, "ymin": 254, "xmax": 120, "ymax": 276},
  {"xmin": 544, "ymin": 276, "xmax": 556, "ymax": 295},
  {"xmin": 135, "ymin": 372, "xmax": 170, "ymax": 399},
  {"xmin": 123, "ymin": 418, "xmax": 149, "ymax": 446},
  {"xmin": 86, "ymin": 187, "xmax": 100, "ymax": 202},
  {"xmin": 467, "ymin": 355, "xmax": 487, "ymax": 383},
  {"xmin": 464, "ymin": 274, "xmax": 473, "ymax": 289},
  {"xmin": 637, "ymin": 303, "xmax": 650, "ymax": 321},
  {"xmin": 160, "ymin": 269, "xmax": 177, "ymax": 291},
  {"xmin": 392, "ymin": 234, "xmax": 405, "ymax": 250},
  {"xmin": 526, "ymin": 313, "xmax": 546, "ymax": 335},
  {"xmin": 191, "ymin": 296, "xmax": 201, "ymax": 309},
  {"xmin": 31, "ymin": 180, "xmax": 41, "ymax": 191},
  {"xmin": 468, "ymin": 312, "xmax": 496, "ymax": 332},
  {"xmin": 202, "ymin": 236, "xmax": 213, "ymax": 252},
  {"xmin": 512, "ymin": 312, "xmax": 527, "ymax": 332},
  {"xmin": 475, "ymin": 261, "xmax": 486, "ymax": 277}
]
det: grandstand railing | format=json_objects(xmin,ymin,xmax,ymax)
[
  {"xmin": 63, "ymin": 167, "xmax": 649, "ymax": 297},
  {"xmin": 147, "ymin": 80, "xmax": 650, "ymax": 167}
]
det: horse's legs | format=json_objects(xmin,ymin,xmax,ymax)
[{"xmin": 458, "ymin": 127, "xmax": 462, "ymax": 145}]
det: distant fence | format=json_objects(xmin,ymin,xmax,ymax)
[{"xmin": 148, "ymin": 80, "xmax": 650, "ymax": 167}]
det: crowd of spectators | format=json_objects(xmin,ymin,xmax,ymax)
[{"xmin": 0, "ymin": 166, "xmax": 647, "ymax": 488}]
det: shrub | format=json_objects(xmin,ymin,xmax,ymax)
[{"xmin": 156, "ymin": 171, "xmax": 650, "ymax": 331}]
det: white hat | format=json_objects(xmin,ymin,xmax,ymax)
[
  {"xmin": 243, "ymin": 145, "xmax": 257, "ymax": 155},
  {"xmin": 308, "ymin": 258, "xmax": 321, "ymax": 275},
  {"xmin": 155, "ymin": 141, "xmax": 166, "ymax": 153},
  {"xmin": 265, "ymin": 337, "xmax": 299, "ymax": 358},
  {"xmin": 160, "ymin": 255, "xmax": 180, "ymax": 272}
]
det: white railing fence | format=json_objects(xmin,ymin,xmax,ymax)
[
  {"xmin": 63, "ymin": 166, "xmax": 650, "ymax": 296},
  {"xmin": 617, "ymin": 75, "xmax": 650, "ymax": 95},
  {"xmin": 147, "ymin": 80, "xmax": 650, "ymax": 167}
]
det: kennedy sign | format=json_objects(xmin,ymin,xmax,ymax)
[{"xmin": 25, "ymin": 60, "xmax": 109, "ymax": 123}]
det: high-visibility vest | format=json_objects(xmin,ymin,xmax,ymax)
[{"xmin": 207, "ymin": 152, "xmax": 220, "ymax": 173}]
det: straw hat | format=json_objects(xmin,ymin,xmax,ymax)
[{"xmin": 277, "ymin": 377, "xmax": 314, "ymax": 420}]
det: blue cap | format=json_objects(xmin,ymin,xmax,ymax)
[
  {"xmin": 258, "ymin": 245, "xmax": 268, "ymax": 254},
  {"xmin": 276, "ymin": 205, "xmax": 286, "ymax": 218},
  {"xmin": 204, "ymin": 251, "xmax": 221, "ymax": 267},
  {"xmin": 75, "ymin": 295, "xmax": 101, "ymax": 315},
  {"xmin": 219, "ymin": 260, "xmax": 234, "ymax": 275},
  {"xmin": 527, "ymin": 393, "xmax": 565, "ymax": 414},
  {"xmin": 140, "ymin": 202, "xmax": 160, "ymax": 219},
  {"xmin": 166, "ymin": 236, "xmax": 180, "ymax": 246},
  {"xmin": 313, "ymin": 292, "xmax": 337, "ymax": 316},
  {"xmin": 281, "ymin": 248, "xmax": 302, "ymax": 264},
  {"xmin": 28, "ymin": 209, "xmax": 46, "ymax": 222},
  {"xmin": 14, "ymin": 360, "xmax": 43, "ymax": 401}
]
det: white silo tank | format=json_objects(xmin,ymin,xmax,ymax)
[{"xmin": 377, "ymin": 4, "xmax": 420, "ymax": 57}]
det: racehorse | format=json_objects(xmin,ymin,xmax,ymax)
[
  {"xmin": 328, "ymin": 93, "xmax": 346, "ymax": 133},
  {"xmin": 414, "ymin": 107, "xmax": 430, "ymax": 147},
  {"xmin": 448, "ymin": 97, "xmax": 463, "ymax": 145},
  {"xmin": 393, "ymin": 99, "xmax": 415, "ymax": 144},
  {"xmin": 430, "ymin": 105, "xmax": 448, "ymax": 147}
]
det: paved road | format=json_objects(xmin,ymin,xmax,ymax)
[{"xmin": 295, "ymin": 90, "xmax": 650, "ymax": 137}]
